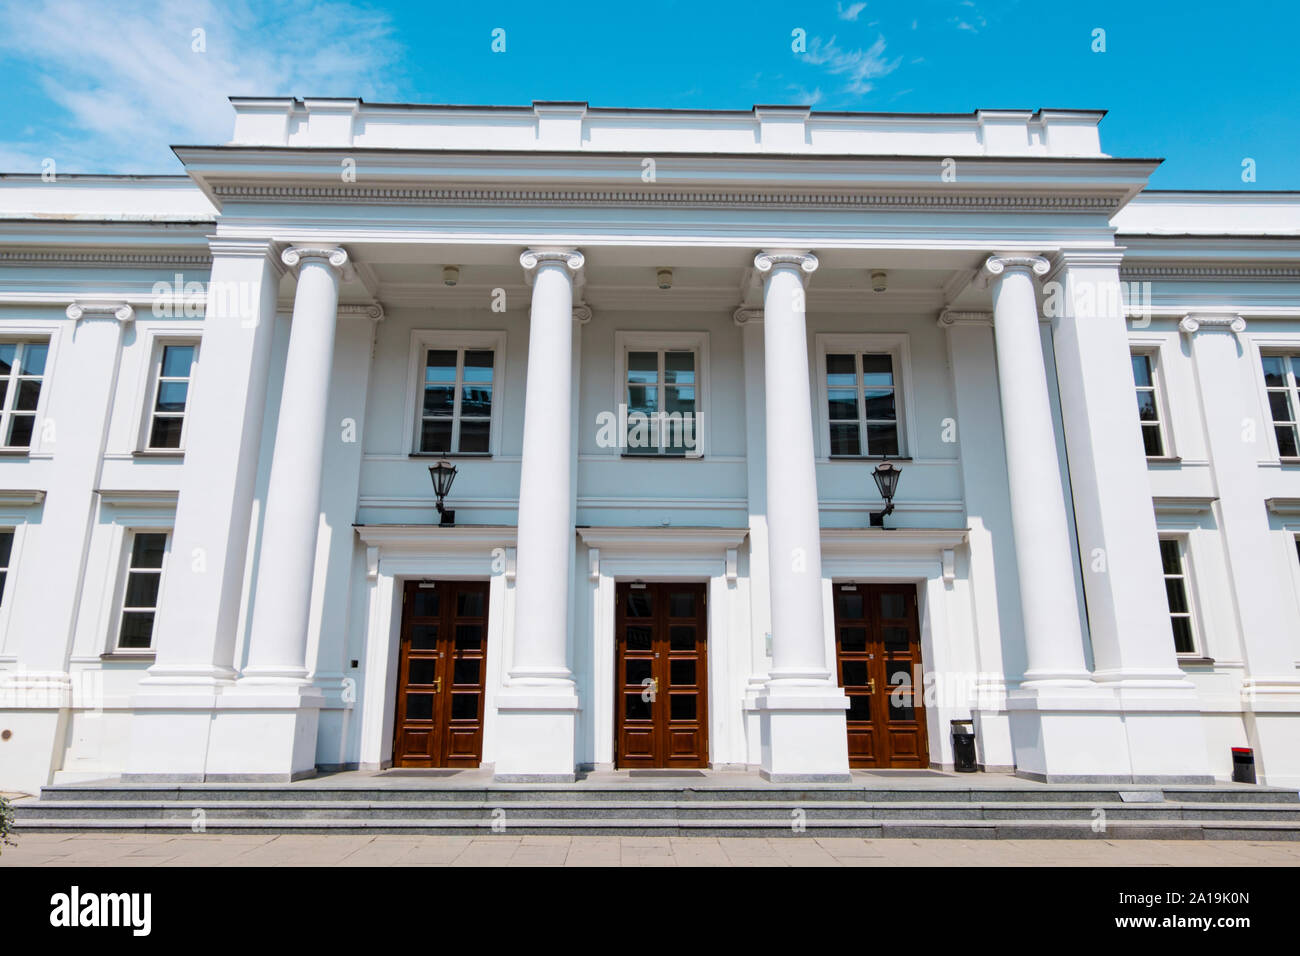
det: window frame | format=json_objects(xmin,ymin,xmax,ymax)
[
  {"xmin": 613, "ymin": 331, "xmax": 709, "ymax": 459},
  {"xmin": 404, "ymin": 330, "xmax": 507, "ymax": 458},
  {"xmin": 1257, "ymin": 347, "xmax": 1300, "ymax": 461},
  {"xmin": 112, "ymin": 527, "xmax": 171, "ymax": 654},
  {"xmin": 1157, "ymin": 533, "xmax": 1200, "ymax": 658},
  {"xmin": 0, "ymin": 338, "xmax": 53, "ymax": 453},
  {"xmin": 815, "ymin": 333, "xmax": 915, "ymax": 461},
  {"xmin": 1130, "ymin": 346, "xmax": 1171, "ymax": 459},
  {"xmin": 136, "ymin": 336, "xmax": 199, "ymax": 454}
]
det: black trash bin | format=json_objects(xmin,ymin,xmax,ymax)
[
  {"xmin": 951, "ymin": 719, "xmax": 978, "ymax": 773},
  {"xmin": 1231, "ymin": 747, "xmax": 1256, "ymax": 784}
]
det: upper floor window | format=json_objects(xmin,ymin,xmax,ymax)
[
  {"xmin": 624, "ymin": 348, "xmax": 698, "ymax": 456},
  {"xmin": 1131, "ymin": 352, "xmax": 1166, "ymax": 457},
  {"xmin": 1159, "ymin": 536, "xmax": 1197, "ymax": 655},
  {"xmin": 0, "ymin": 528, "xmax": 12, "ymax": 607},
  {"xmin": 117, "ymin": 531, "xmax": 168, "ymax": 650},
  {"xmin": 0, "ymin": 341, "xmax": 49, "ymax": 449},
  {"xmin": 419, "ymin": 347, "xmax": 495, "ymax": 454},
  {"xmin": 825, "ymin": 352, "xmax": 899, "ymax": 457},
  {"xmin": 1261, "ymin": 354, "xmax": 1300, "ymax": 457},
  {"xmin": 146, "ymin": 343, "xmax": 196, "ymax": 450}
]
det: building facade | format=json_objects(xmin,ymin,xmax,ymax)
[{"xmin": 1, "ymin": 100, "xmax": 1298, "ymax": 794}]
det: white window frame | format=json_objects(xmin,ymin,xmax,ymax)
[
  {"xmin": 403, "ymin": 330, "xmax": 507, "ymax": 457},
  {"xmin": 136, "ymin": 335, "xmax": 200, "ymax": 454},
  {"xmin": 613, "ymin": 331, "xmax": 709, "ymax": 459},
  {"xmin": 1255, "ymin": 345, "xmax": 1300, "ymax": 461},
  {"xmin": 0, "ymin": 503, "xmax": 35, "ymax": 657},
  {"xmin": 0, "ymin": 337, "xmax": 54, "ymax": 452},
  {"xmin": 112, "ymin": 527, "xmax": 171, "ymax": 654},
  {"xmin": 815, "ymin": 333, "xmax": 916, "ymax": 460},
  {"xmin": 1158, "ymin": 533, "xmax": 1200, "ymax": 657},
  {"xmin": 1129, "ymin": 346, "xmax": 1171, "ymax": 459}
]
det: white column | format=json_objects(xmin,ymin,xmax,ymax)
[
  {"xmin": 203, "ymin": 245, "xmax": 348, "ymax": 781},
  {"xmin": 1047, "ymin": 253, "xmax": 1211, "ymax": 782},
  {"xmin": 751, "ymin": 250, "xmax": 849, "ymax": 782},
  {"xmin": 125, "ymin": 238, "xmax": 283, "ymax": 781},
  {"xmin": 985, "ymin": 256, "xmax": 1092, "ymax": 686},
  {"xmin": 493, "ymin": 248, "xmax": 583, "ymax": 782},
  {"xmin": 1, "ymin": 301, "xmax": 131, "ymax": 793},
  {"xmin": 1182, "ymin": 314, "xmax": 1300, "ymax": 786}
]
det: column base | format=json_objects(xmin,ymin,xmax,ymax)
[
  {"xmin": 202, "ymin": 683, "xmax": 323, "ymax": 782},
  {"xmin": 492, "ymin": 687, "xmax": 579, "ymax": 782},
  {"xmin": 756, "ymin": 686, "xmax": 851, "ymax": 782},
  {"xmin": 1243, "ymin": 680, "xmax": 1300, "ymax": 788},
  {"xmin": 123, "ymin": 688, "xmax": 221, "ymax": 782}
]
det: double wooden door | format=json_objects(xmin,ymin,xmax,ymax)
[
  {"xmin": 614, "ymin": 582, "xmax": 709, "ymax": 768},
  {"xmin": 392, "ymin": 580, "xmax": 489, "ymax": 767},
  {"xmin": 833, "ymin": 582, "xmax": 929, "ymax": 769}
]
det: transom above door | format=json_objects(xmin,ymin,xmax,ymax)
[
  {"xmin": 833, "ymin": 582, "xmax": 929, "ymax": 769},
  {"xmin": 392, "ymin": 579, "xmax": 489, "ymax": 768},
  {"xmin": 614, "ymin": 581, "xmax": 709, "ymax": 769}
]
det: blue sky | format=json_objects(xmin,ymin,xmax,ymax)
[{"xmin": 0, "ymin": 0, "xmax": 1296, "ymax": 187}]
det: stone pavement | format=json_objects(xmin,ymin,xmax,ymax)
[{"xmin": 2, "ymin": 833, "xmax": 1299, "ymax": 866}]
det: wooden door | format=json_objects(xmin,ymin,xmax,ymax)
[
  {"xmin": 614, "ymin": 582, "xmax": 708, "ymax": 768},
  {"xmin": 392, "ymin": 579, "xmax": 489, "ymax": 767},
  {"xmin": 834, "ymin": 582, "xmax": 929, "ymax": 769}
]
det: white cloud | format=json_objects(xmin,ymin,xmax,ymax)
[
  {"xmin": 799, "ymin": 33, "xmax": 901, "ymax": 97},
  {"xmin": 837, "ymin": 2, "xmax": 867, "ymax": 20},
  {"xmin": 0, "ymin": 0, "xmax": 405, "ymax": 172},
  {"xmin": 786, "ymin": 84, "xmax": 825, "ymax": 106}
]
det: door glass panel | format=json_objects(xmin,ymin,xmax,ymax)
[
  {"xmin": 406, "ymin": 694, "xmax": 434, "ymax": 720},
  {"xmin": 408, "ymin": 659, "xmax": 438, "ymax": 685},
  {"xmin": 846, "ymin": 695, "xmax": 871, "ymax": 721},
  {"xmin": 879, "ymin": 592, "xmax": 906, "ymax": 619},
  {"xmin": 668, "ymin": 591, "xmax": 696, "ymax": 617},
  {"xmin": 455, "ymin": 624, "xmax": 483, "ymax": 649},
  {"xmin": 670, "ymin": 660, "xmax": 696, "ymax": 686},
  {"xmin": 842, "ymin": 661, "xmax": 869, "ymax": 686},
  {"xmin": 839, "ymin": 626, "xmax": 867, "ymax": 651},
  {"xmin": 412, "ymin": 588, "xmax": 439, "ymax": 617},
  {"xmin": 410, "ymin": 625, "xmax": 438, "ymax": 650},
  {"xmin": 883, "ymin": 626, "xmax": 910, "ymax": 650},
  {"xmin": 669, "ymin": 625, "xmax": 696, "ymax": 650},
  {"xmin": 456, "ymin": 590, "xmax": 485, "ymax": 617},
  {"xmin": 886, "ymin": 664, "xmax": 916, "ymax": 720},
  {"xmin": 670, "ymin": 695, "xmax": 696, "ymax": 720},
  {"xmin": 625, "ymin": 659, "xmax": 653, "ymax": 686},
  {"xmin": 625, "ymin": 590, "xmax": 652, "ymax": 617},
  {"xmin": 450, "ymin": 694, "xmax": 478, "ymax": 720},
  {"xmin": 837, "ymin": 592, "xmax": 864, "ymax": 619},
  {"xmin": 453, "ymin": 660, "xmax": 480, "ymax": 685},
  {"xmin": 625, "ymin": 625, "xmax": 652, "ymax": 650},
  {"xmin": 625, "ymin": 694, "xmax": 651, "ymax": 720}
]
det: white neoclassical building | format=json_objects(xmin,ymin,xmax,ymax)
[{"xmin": 0, "ymin": 99, "xmax": 1298, "ymax": 795}]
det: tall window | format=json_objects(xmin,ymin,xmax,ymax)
[
  {"xmin": 826, "ymin": 352, "xmax": 899, "ymax": 457},
  {"xmin": 419, "ymin": 348, "xmax": 494, "ymax": 454},
  {"xmin": 624, "ymin": 349, "xmax": 697, "ymax": 455},
  {"xmin": 0, "ymin": 341, "xmax": 49, "ymax": 449},
  {"xmin": 0, "ymin": 529, "xmax": 13, "ymax": 607},
  {"xmin": 1131, "ymin": 352, "xmax": 1165, "ymax": 456},
  {"xmin": 1261, "ymin": 354, "xmax": 1300, "ymax": 457},
  {"xmin": 147, "ymin": 343, "xmax": 196, "ymax": 449},
  {"xmin": 1159, "ymin": 537, "xmax": 1196, "ymax": 655},
  {"xmin": 118, "ymin": 532, "xmax": 168, "ymax": 650}
]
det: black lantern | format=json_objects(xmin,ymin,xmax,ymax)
[
  {"xmin": 429, "ymin": 460, "xmax": 458, "ymax": 526},
  {"xmin": 870, "ymin": 460, "xmax": 902, "ymax": 528}
]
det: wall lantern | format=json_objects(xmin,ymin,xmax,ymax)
[
  {"xmin": 656, "ymin": 268, "xmax": 673, "ymax": 290},
  {"xmin": 429, "ymin": 460, "xmax": 458, "ymax": 526},
  {"xmin": 443, "ymin": 265, "xmax": 460, "ymax": 287},
  {"xmin": 870, "ymin": 460, "xmax": 902, "ymax": 527}
]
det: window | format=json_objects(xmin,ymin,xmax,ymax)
[
  {"xmin": 624, "ymin": 348, "xmax": 698, "ymax": 455},
  {"xmin": 1131, "ymin": 352, "xmax": 1165, "ymax": 457},
  {"xmin": 0, "ymin": 341, "xmax": 49, "ymax": 448},
  {"xmin": 1159, "ymin": 537, "xmax": 1196, "ymax": 655},
  {"xmin": 1261, "ymin": 354, "xmax": 1300, "ymax": 457},
  {"xmin": 0, "ymin": 529, "xmax": 12, "ymax": 606},
  {"xmin": 418, "ymin": 347, "xmax": 495, "ymax": 454},
  {"xmin": 825, "ymin": 352, "xmax": 899, "ymax": 457},
  {"xmin": 117, "ymin": 532, "xmax": 168, "ymax": 650},
  {"xmin": 146, "ymin": 343, "xmax": 196, "ymax": 449}
]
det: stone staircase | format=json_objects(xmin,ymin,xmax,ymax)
[{"xmin": 13, "ymin": 776, "xmax": 1300, "ymax": 838}]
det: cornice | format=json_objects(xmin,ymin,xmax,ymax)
[
  {"xmin": 1120, "ymin": 264, "xmax": 1300, "ymax": 281},
  {"xmin": 0, "ymin": 250, "xmax": 212, "ymax": 269},
  {"xmin": 575, "ymin": 526, "xmax": 750, "ymax": 553},
  {"xmin": 207, "ymin": 183, "xmax": 1124, "ymax": 213}
]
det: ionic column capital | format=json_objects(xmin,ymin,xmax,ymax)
[
  {"xmin": 1179, "ymin": 313, "xmax": 1246, "ymax": 336},
  {"xmin": 984, "ymin": 254, "xmax": 1051, "ymax": 279},
  {"xmin": 281, "ymin": 245, "xmax": 350, "ymax": 275},
  {"xmin": 754, "ymin": 250, "xmax": 819, "ymax": 279},
  {"xmin": 733, "ymin": 307, "xmax": 764, "ymax": 326},
  {"xmin": 520, "ymin": 248, "xmax": 585, "ymax": 286},
  {"xmin": 66, "ymin": 300, "xmax": 134, "ymax": 324}
]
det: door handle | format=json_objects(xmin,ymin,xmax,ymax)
[
  {"xmin": 866, "ymin": 678, "xmax": 876, "ymax": 695},
  {"xmin": 433, "ymin": 677, "xmax": 442, "ymax": 693}
]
